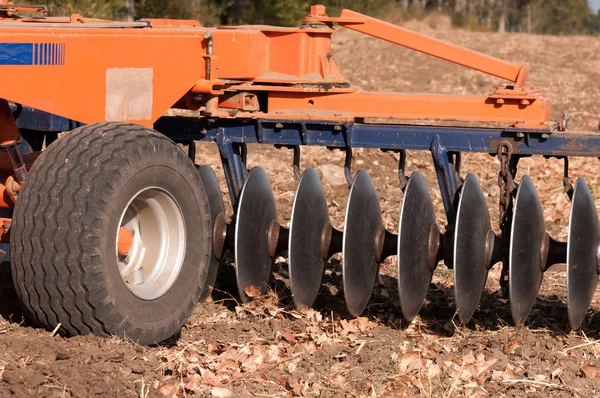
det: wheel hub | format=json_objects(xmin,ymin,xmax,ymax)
[{"xmin": 116, "ymin": 187, "xmax": 186, "ymax": 300}]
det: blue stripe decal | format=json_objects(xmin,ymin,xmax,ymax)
[
  {"xmin": 0, "ymin": 43, "xmax": 33, "ymax": 65},
  {"xmin": 0, "ymin": 43, "xmax": 65, "ymax": 66}
]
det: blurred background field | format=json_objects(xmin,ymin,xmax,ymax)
[{"xmin": 24, "ymin": 0, "xmax": 600, "ymax": 34}]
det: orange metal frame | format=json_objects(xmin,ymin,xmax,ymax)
[{"xmin": 0, "ymin": 4, "xmax": 552, "ymax": 135}]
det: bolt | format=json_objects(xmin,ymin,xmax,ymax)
[
  {"xmin": 541, "ymin": 133, "xmax": 550, "ymax": 140},
  {"xmin": 320, "ymin": 223, "xmax": 333, "ymax": 260},
  {"xmin": 267, "ymin": 220, "xmax": 281, "ymax": 258},
  {"xmin": 333, "ymin": 125, "xmax": 342, "ymax": 131},
  {"xmin": 275, "ymin": 123, "xmax": 284, "ymax": 129},
  {"xmin": 310, "ymin": 4, "xmax": 327, "ymax": 16},
  {"xmin": 212, "ymin": 212, "xmax": 228, "ymax": 261},
  {"xmin": 516, "ymin": 132, "xmax": 525, "ymax": 139}
]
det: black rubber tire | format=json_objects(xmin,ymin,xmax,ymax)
[{"xmin": 10, "ymin": 122, "xmax": 212, "ymax": 345}]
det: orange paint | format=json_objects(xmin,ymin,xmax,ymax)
[
  {"xmin": 0, "ymin": 5, "xmax": 552, "ymax": 130},
  {"xmin": 0, "ymin": 217, "xmax": 10, "ymax": 243},
  {"xmin": 266, "ymin": 91, "xmax": 551, "ymax": 128},
  {"xmin": 0, "ymin": 184, "xmax": 14, "ymax": 208},
  {"xmin": 118, "ymin": 227, "xmax": 134, "ymax": 255},
  {"xmin": 0, "ymin": 99, "xmax": 20, "ymax": 145},
  {"xmin": 315, "ymin": 9, "xmax": 525, "ymax": 83}
]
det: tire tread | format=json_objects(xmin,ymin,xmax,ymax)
[{"xmin": 11, "ymin": 123, "xmax": 207, "ymax": 343}]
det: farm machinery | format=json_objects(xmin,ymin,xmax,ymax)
[{"xmin": 0, "ymin": 2, "xmax": 598, "ymax": 344}]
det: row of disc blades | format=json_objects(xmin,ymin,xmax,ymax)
[{"xmin": 199, "ymin": 165, "xmax": 600, "ymax": 329}]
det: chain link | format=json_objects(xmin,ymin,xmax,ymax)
[
  {"xmin": 497, "ymin": 141, "xmax": 517, "ymax": 297},
  {"xmin": 497, "ymin": 142, "xmax": 514, "ymax": 224}
]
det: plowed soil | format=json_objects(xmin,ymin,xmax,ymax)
[{"xmin": 2, "ymin": 18, "xmax": 600, "ymax": 397}]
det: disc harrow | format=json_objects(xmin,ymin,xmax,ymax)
[
  {"xmin": 1, "ymin": 4, "xmax": 600, "ymax": 343},
  {"xmin": 205, "ymin": 143, "xmax": 600, "ymax": 327}
]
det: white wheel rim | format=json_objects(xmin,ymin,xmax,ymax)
[{"xmin": 117, "ymin": 187, "xmax": 186, "ymax": 300}]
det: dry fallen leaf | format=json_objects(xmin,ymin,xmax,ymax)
[
  {"xmin": 503, "ymin": 340, "xmax": 523, "ymax": 355},
  {"xmin": 428, "ymin": 363, "xmax": 441, "ymax": 379},
  {"xmin": 475, "ymin": 357, "xmax": 498, "ymax": 377},
  {"xmin": 397, "ymin": 351, "xmax": 422, "ymax": 374},
  {"xmin": 460, "ymin": 365, "xmax": 479, "ymax": 381},
  {"xmin": 254, "ymin": 373, "xmax": 268, "ymax": 381},
  {"xmin": 501, "ymin": 368, "xmax": 516, "ymax": 380},
  {"xmin": 356, "ymin": 317, "xmax": 372, "ymax": 332},
  {"xmin": 462, "ymin": 352, "xmax": 476, "ymax": 364},
  {"xmin": 281, "ymin": 329, "xmax": 296, "ymax": 343},
  {"xmin": 157, "ymin": 380, "xmax": 179, "ymax": 396},
  {"xmin": 304, "ymin": 342, "xmax": 318, "ymax": 354},
  {"xmin": 278, "ymin": 376, "xmax": 294, "ymax": 391},
  {"xmin": 220, "ymin": 358, "xmax": 238, "ymax": 371},
  {"xmin": 268, "ymin": 345, "xmax": 281, "ymax": 362},
  {"xmin": 201, "ymin": 368, "xmax": 222, "ymax": 387},
  {"xmin": 244, "ymin": 285, "xmax": 262, "ymax": 298},
  {"xmin": 468, "ymin": 390, "xmax": 488, "ymax": 398},
  {"xmin": 335, "ymin": 374, "xmax": 347, "ymax": 385},
  {"xmin": 551, "ymin": 367, "xmax": 563, "ymax": 380},
  {"xmin": 183, "ymin": 374, "xmax": 202, "ymax": 391},
  {"xmin": 581, "ymin": 364, "xmax": 597, "ymax": 379},
  {"xmin": 211, "ymin": 387, "xmax": 234, "ymax": 397},
  {"xmin": 287, "ymin": 359, "xmax": 299, "ymax": 374}
]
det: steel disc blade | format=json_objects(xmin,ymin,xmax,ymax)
[
  {"xmin": 342, "ymin": 170, "xmax": 382, "ymax": 317},
  {"xmin": 398, "ymin": 171, "xmax": 436, "ymax": 321},
  {"xmin": 288, "ymin": 168, "xmax": 329, "ymax": 310},
  {"xmin": 198, "ymin": 165, "xmax": 226, "ymax": 301},
  {"xmin": 234, "ymin": 167, "xmax": 277, "ymax": 302},
  {"xmin": 567, "ymin": 177, "xmax": 600, "ymax": 330},
  {"xmin": 454, "ymin": 173, "xmax": 491, "ymax": 324},
  {"xmin": 509, "ymin": 175, "xmax": 545, "ymax": 325}
]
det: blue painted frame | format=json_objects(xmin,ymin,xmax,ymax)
[
  {"xmin": 153, "ymin": 116, "xmax": 597, "ymax": 224},
  {"xmin": 16, "ymin": 109, "xmax": 598, "ymax": 226},
  {"xmin": 16, "ymin": 107, "xmax": 83, "ymax": 132}
]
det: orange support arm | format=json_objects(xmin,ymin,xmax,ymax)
[
  {"xmin": 266, "ymin": 91, "xmax": 551, "ymax": 128},
  {"xmin": 328, "ymin": 9, "xmax": 525, "ymax": 84}
]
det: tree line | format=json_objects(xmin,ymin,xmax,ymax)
[{"xmin": 29, "ymin": 0, "xmax": 600, "ymax": 34}]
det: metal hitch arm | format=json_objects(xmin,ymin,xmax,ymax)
[{"xmin": 308, "ymin": 8, "xmax": 527, "ymax": 85}]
